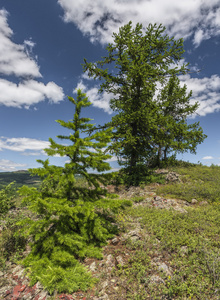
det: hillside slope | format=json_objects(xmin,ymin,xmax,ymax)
[{"xmin": 0, "ymin": 165, "xmax": 220, "ymax": 299}]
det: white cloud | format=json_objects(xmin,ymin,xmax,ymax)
[
  {"xmin": 0, "ymin": 137, "xmax": 50, "ymax": 152},
  {"xmin": 58, "ymin": 0, "xmax": 220, "ymax": 46},
  {"xmin": 106, "ymin": 155, "xmax": 118, "ymax": 162},
  {"xmin": 193, "ymin": 7, "xmax": 220, "ymax": 47},
  {"xmin": 23, "ymin": 39, "xmax": 35, "ymax": 49},
  {"xmin": 74, "ymin": 80, "xmax": 87, "ymax": 93},
  {"xmin": 81, "ymin": 70, "xmax": 94, "ymax": 81},
  {"xmin": 202, "ymin": 156, "xmax": 214, "ymax": 160},
  {"xmin": 21, "ymin": 151, "xmax": 43, "ymax": 156},
  {"xmin": 77, "ymin": 71, "xmax": 220, "ymax": 117},
  {"xmin": 0, "ymin": 9, "xmax": 65, "ymax": 108},
  {"xmin": 179, "ymin": 74, "xmax": 220, "ymax": 117},
  {"xmin": 75, "ymin": 80, "xmax": 113, "ymax": 114},
  {"xmin": 0, "ymin": 9, "xmax": 41, "ymax": 77},
  {"xmin": 0, "ymin": 79, "xmax": 64, "ymax": 108},
  {"xmin": 0, "ymin": 159, "xmax": 27, "ymax": 171}
]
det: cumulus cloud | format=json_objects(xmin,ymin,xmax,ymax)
[
  {"xmin": 76, "ymin": 71, "xmax": 220, "ymax": 117},
  {"xmin": 193, "ymin": 6, "xmax": 220, "ymax": 47},
  {"xmin": 21, "ymin": 152, "xmax": 43, "ymax": 156},
  {"xmin": 179, "ymin": 74, "xmax": 220, "ymax": 117},
  {"xmin": 58, "ymin": 0, "xmax": 220, "ymax": 46},
  {"xmin": 106, "ymin": 155, "xmax": 118, "ymax": 162},
  {"xmin": 75, "ymin": 80, "xmax": 113, "ymax": 114},
  {"xmin": 0, "ymin": 79, "xmax": 64, "ymax": 108},
  {"xmin": 0, "ymin": 9, "xmax": 41, "ymax": 77},
  {"xmin": 0, "ymin": 9, "xmax": 65, "ymax": 108},
  {"xmin": 202, "ymin": 156, "xmax": 214, "ymax": 160},
  {"xmin": 0, "ymin": 137, "xmax": 50, "ymax": 152},
  {"xmin": 0, "ymin": 159, "xmax": 27, "ymax": 171}
]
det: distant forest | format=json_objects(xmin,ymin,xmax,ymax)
[{"xmin": 0, "ymin": 171, "xmax": 40, "ymax": 189}]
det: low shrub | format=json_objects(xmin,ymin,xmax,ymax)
[
  {"xmin": 125, "ymin": 204, "xmax": 220, "ymax": 298},
  {"xmin": 0, "ymin": 182, "xmax": 16, "ymax": 216},
  {"xmin": 0, "ymin": 215, "xmax": 27, "ymax": 263}
]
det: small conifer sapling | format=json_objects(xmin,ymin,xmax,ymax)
[{"xmin": 19, "ymin": 89, "xmax": 131, "ymax": 294}]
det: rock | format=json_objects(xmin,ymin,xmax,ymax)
[
  {"xmin": 145, "ymin": 197, "xmax": 154, "ymax": 203},
  {"xmin": 155, "ymin": 169, "xmax": 169, "ymax": 174},
  {"xmin": 5, "ymin": 261, "xmax": 12, "ymax": 267},
  {"xmin": 158, "ymin": 262, "xmax": 172, "ymax": 276},
  {"xmin": 199, "ymin": 201, "xmax": 208, "ymax": 206},
  {"xmin": 90, "ymin": 261, "xmax": 96, "ymax": 272},
  {"xmin": 12, "ymin": 265, "xmax": 22, "ymax": 274},
  {"xmin": 38, "ymin": 290, "xmax": 48, "ymax": 300},
  {"xmin": 165, "ymin": 172, "xmax": 181, "ymax": 182},
  {"xmin": 191, "ymin": 198, "xmax": 198, "ymax": 204},
  {"xmin": 14, "ymin": 268, "xmax": 25, "ymax": 278},
  {"xmin": 101, "ymin": 280, "xmax": 109, "ymax": 289},
  {"xmin": 149, "ymin": 275, "xmax": 165, "ymax": 284},
  {"xmin": 145, "ymin": 192, "xmax": 156, "ymax": 197},
  {"xmin": 130, "ymin": 235, "xmax": 140, "ymax": 242},
  {"xmin": 151, "ymin": 256, "xmax": 162, "ymax": 266},
  {"xmin": 154, "ymin": 196, "xmax": 162, "ymax": 201},
  {"xmin": 0, "ymin": 286, "xmax": 11, "ymax": 296},
  {"xmin": 35, "ymin": 281, "xmax": 44, "ymax": 290},
  {"xmin": 173, "ymin": 206, "xmax": 187, "ymax": 213},
  {"xmin": 111, "ymin": 237, "xmax": 120, "ymax": 245},
  {"xmin": 105, "ymin": 254, "xmax": 115, "ymax": 270},
  {"xmin": 153, "ymin": 238, "xmax": 161, "ymax": 246},
  {"xmin": 121, "ymin": 229, "xmax": 142, "ymax": 243},
  {"xmin": 116, "ymin": 255, "xmax": 125, "ymax": 266},
  {"xmin": 128, "ymin": 229, "xmax": 141, "ymax": 237},
  {"xmin": 179, "ymin": 246, "xmax": 188, "ymax": 256},
  {"xmin": 98, "ymin": 293, "xmax": 109, "ymax": 300}
]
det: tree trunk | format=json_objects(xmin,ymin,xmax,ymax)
[
  {"xmin": 157, "ymin": 145, "xmax": 162, "ymax": 168},
  {"xmin": 163, "ymin": 146, "xmax": 168, "ymax": 162},
  {"xmin": 129, "ymin": 122, "xmax": 138, "ymax": 175}
]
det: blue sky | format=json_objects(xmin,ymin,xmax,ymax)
[{"xmin": 0, "ymin": 0, "xmax": 220, "ymax": 171}]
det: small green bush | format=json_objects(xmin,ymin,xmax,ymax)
[
  {"xmin": 131, "ymin": 196, "xmax": 145, "ymax": 203},
  {"xmin": 0, "ymin": 216, "xmax": 27, "ymax": 262},
  {"xmin": 0, "ymin": 182, "xmax": 16, "ymax": 216},
  {"xmin": 112, "ymin": 167, "xmax": 165, "ymax": 187}
]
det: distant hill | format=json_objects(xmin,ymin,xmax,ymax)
[{"xmin": 0, "ymin": 170, "xmax": 41, "ymax": 189}]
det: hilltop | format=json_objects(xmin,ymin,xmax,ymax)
[{"xmin": 0, "ymin": 163, "xmax": 220, "ymax": 299}]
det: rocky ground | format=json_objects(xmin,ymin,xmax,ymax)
[{"xmin": 0, "ymin": 171, "xmax": 207, "ymax": 300}]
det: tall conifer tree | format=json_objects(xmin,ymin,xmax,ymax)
[
  {"xmin": 18, "ymin": 90, "xmax": 130, "ymax": 293},
  {"xmin": 83, "ymin": 22, "xmax": 199, "ymax": 184},
  {"xmin": 153, "ymin": 76, "xmax": 206, "ymax": 167}
]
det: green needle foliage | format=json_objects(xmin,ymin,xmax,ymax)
[
  {"xmin": 84, "ymin": 22, "xmax": 191, "ymax": 185},
  {"xmin": 18, "ymin": 89, "xmax": 131, "ymax": 294},
  {"xmin": 0, "ymin": 182, "xmax": 16, "ymax": 216},
  {"xmin": 152, "ymin": 75, "xmax": 207, "ymax": 167}
]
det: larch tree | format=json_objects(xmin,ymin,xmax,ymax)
[
  {"xmin": 18, "ymin": 89, "xmax": 130, "ymax": 294},
  {"xmin": 152, "ymin": 75, "xmax": 207, "ymax": 167},
  {"xmin": 83, "ymin": 21, "xmax": 192, "ymax": 184}
]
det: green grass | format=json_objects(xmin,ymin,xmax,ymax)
[
  {"xmin": 112, "ymin": 163, "xmax": 220, "ymax": 299},
  {"xmin": 1, "ymin": 163, "xmax": 220, "ymax": 298},
  {"xmin": 118, "ymin": 204, "xmax": 220, "ymax": 299},
  {"xmin": 155, "ymin": 164, "xmax": 220, "ymax": 203}
]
